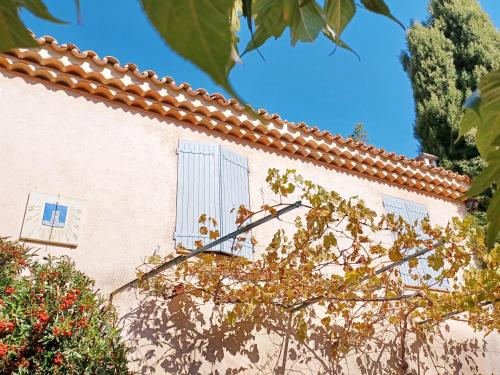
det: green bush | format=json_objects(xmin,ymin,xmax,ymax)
[{"xmin": 0, "ymin": 238, "xmax": 129, "ymax": 374}]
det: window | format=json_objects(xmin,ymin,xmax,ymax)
[
  {"xmin": 174, "ymin": 140, "xmax": 253, "ymax": 258},
  {"xmin": 382, "ymin": 195, "xmax": 448, "ymax": 288}
]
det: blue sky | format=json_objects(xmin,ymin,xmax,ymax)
[{"xmin": 21, "ymin": 1, "xmax": 500, "ymax": 157}]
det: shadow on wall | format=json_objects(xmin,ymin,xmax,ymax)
[{"xmin": 118, "ymin": 293, "xmax": 490, "ymax": 375}]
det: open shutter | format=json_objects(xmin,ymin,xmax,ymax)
[
  {"xmin": 220, "ymin": 147, "xmax": 253, "ymax": 259},
  {"xmin": 175, "ymin": 140, "xmax": 221, "ymax": 251},
  {"xmin": 382, "ymin": 195, "xmax": 448, "ymax": 288}
]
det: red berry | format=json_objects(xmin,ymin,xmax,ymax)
[
  {"xmin": 53, "ymin": 352, "xmax": 63, "ymax": 365},
  {"xmin": 0, "ymin": 342, "xmax": 9, "ymax": 357},
  {"xmin": 0, "ymin": 320, "xmax": 14, "ymax": 332}
]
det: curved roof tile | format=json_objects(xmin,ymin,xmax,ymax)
[{"xmin": 0, "ymin": 34, "xmax": 469, "ymax": 201}]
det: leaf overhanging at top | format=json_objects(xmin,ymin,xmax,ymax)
[
  {"xmin": 0, "ymin": 0, "xmax": 37, "ymax": 51},
  {"xmin": 242, "ymin": 0, "xmax": 252, "ymax": 34},
  {"xmin": 324, "ymin": 0, "xmax": 356, "ymax": 36},
  {"xmin": 74, "ymin": 0, "xmax": 82, "ymax": 24},
  {"xmin": 16, "ymin": 0, "xmax": 65, "ymax": 23},
  {"xmin": 322, "ymin": 27, "xmax": 360, "ymax": 60},
  {"xmin": 0, "ymin": 0, "xmax": 403, "ymax": 111},
  {"xmin": 323, "ymin": 0, "xmax": 360, "ymax": 58},
  {"xmin": 290, "ymin": 0, "xmax": 324, "ymax": 45},
  {"xmin": 360, "ymin": 0, "xmax": 404, "ymax": 29},
  {"xmin": 244, "ymin": 0, "xmax": 360, "ymax": 58},
  {"xmin": 141, "ymin": 0, "xmax": 236, "ymax": 92},
  {"xmin": 0, "ymin": 0, "xmax": 65, "ymax": 52},
  {"xmin": 243, "ymin": 0, "xmax": 291, "ymax": 55}
]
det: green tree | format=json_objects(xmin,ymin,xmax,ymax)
[
  {"xmin": 349, "ymin": 122, "xmax": 368, "ymax": 143},
  {"xmin": 401, "ymin": 0, "xmax": 500, "ymax": 220},
  {"xmin": 0, "ymin": 238, "xmax": 129, "ymax": 374}
]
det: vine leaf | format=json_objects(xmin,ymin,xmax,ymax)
[
  {"xmin": 290, "ymin": 0, "xmax": 324, "ymax": 45},
  {"xmin": 141, "ymin": 0, "xmax": 237, "ymax": 96},
  {"xmin": 324, "ymin": 0, "xmax": 356, "ymax": 36},
  {"xmin": 0, "ymin": 0, "xmax": 36, "ymax": 51},
  {"xmin": 361, "ymin": 0, "xmax": 404, "ymax": 29},
  {"xmin": 241, "ymin": 0, "xmax": 252, "ymax": 33},
  {"xmin": 17, "ymin": 0, "xmax": 65, "ymax": 23},
  {"xmin": 74, "ymin": 0, "xmax": 82, "ymax": 24},
  {"xmin": 0, "ymin": 0, "xmax": 64, "ymax": 52},
  {"xmin": 460, "ymin": 69, "xmax": 500, "ymax": 246},
  {"xmin": 243, "ymin": 0, "xmax": 291, "ymax": 55}
]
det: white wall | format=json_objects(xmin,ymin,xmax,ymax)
[
  {"xmin": 2, "ymin": 71, "xmax": 496, "ymax": 375},
  {"xmin": 0, "ymin": 71, "xmax": 465, "ymax": 293}
]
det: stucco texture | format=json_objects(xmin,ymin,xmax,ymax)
[{"xmin": 0, "ymin": 71, "xmax": 498, "ymax": 374}]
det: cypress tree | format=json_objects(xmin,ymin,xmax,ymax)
[{"xmin": 402, "ymin": 0, "xmax": 500, "ymax": 216}]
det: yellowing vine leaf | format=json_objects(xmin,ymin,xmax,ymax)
[
  {"xmin": 141, "ymin": 168, "xmax": 499, "ymax": 357},
  {"xmin": 209, "ymin": 230, "xmax": 220, "ymax": 240}
]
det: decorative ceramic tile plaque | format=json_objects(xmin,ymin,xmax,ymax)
[{"xmin": 20, "ymin": 193, "xmax": 83, "ymax": 247}]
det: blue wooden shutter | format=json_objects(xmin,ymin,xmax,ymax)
[
  {"xmin": 382, "ymin": 195, "xmax": 408, "ymax": 224},
  {"xmin": 220, "ymin": 147, "xmax": 253, "ymax": 259},
  {"xmin": 175, "ymin": 140, "xmax": 221, "ymax": 250},
  {"xmin": 382, "ymin": 195, "xmax": 448, "ymax": 288}
]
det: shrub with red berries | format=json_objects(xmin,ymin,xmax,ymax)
[{"xmin": 0, "ymin": 238, "xmax": 129, "ymax": 374}]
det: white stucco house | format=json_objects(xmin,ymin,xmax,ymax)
[{"xmin": 0, "ymin": 35, "xmax": 498, "ymax": 374}]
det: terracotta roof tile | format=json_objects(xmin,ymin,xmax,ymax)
[{"xmin": 0, "ymin": 34, "xmax": 470, "ymax": 201}]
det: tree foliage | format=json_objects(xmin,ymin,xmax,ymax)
[
  {"xmin": 0, "ymin": 238, "xmax": 129, "ymax": 374},
  {"xmin": 139, "ymin": 169, "xmax": 499, "ymax": 362},
  {"xmin": 349, "ymin": 122, "xmax": 368, "ymax": 143},
  {"xmin": 401, "ymin": 0, "xmax": 500, "ymax": 225}
]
